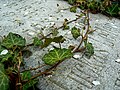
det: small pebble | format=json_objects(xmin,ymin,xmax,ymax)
[
  {"xmin": 60, "ymin": 10, "xmax": 64, "ymax": 12},
  {"xmin": 0, "ymin": 49, "xmax": 8, "ymax": 55},
  {"xmin": 73, "ymin": 54, "xmax": 80, "ymax": 59},
  {"xmin": 28, "ymin": 32, "xmax": 35, "ymax": 36},
  {"xmin": 49, "ymin": 17, "xmax": 52, "ymax": 20},
  {"xmin": 47, "ymin": 75, "xmax": 53, "ymax": 78},
  {"xmin": 92, "ymin": 81, "xmax": 100, "ymax": 86},
  {"xmin": 115, "ymin": 59, "xmax": 120, "ymax": 63}
]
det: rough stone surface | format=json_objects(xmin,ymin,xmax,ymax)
[{"xmin": 0, "ymin": 0, "xmax": 120, "ymax": 90}]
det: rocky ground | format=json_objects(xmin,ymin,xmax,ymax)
[{"xmin": 0, "ymin": 0, "xmax": 120, "ymax": 90}]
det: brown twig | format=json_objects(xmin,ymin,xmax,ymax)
[
  {"xmin": 26, "ymin": 15, "xmax": 81, "ymax": 47},
  {"xmin": 22, "ymin": 60, "xmax": 63, "ymax": 84},
  {"xmin": 21, "ymin": 64, "xmax": 47, "ymax": 73},
  {"xmin": 72, "ymin": 10, "xmax": 90, "ymax": 53},
  {"xmin": 22, "ymin": 10, "xmax": 89, "ymax": 85}
]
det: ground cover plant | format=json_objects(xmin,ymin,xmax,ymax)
[
  {"xmin": 0, "ymin": 10, "xmax": 95, "ymax": 90},
  {"xmin": 65, "ymin": 0, "xmax": 120, "ymax": 18}
]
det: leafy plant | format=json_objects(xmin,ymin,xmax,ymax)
[
  {"xmin": 105, "ymin": 3, "xmax": 119, "ymax": 16},
  {"xmin": 71, "ymin": 26, "xmax": 80, "ymax": 39},
  {"xmin": 1, "ymin": 32, "xmax": 26, "ymax": 49},
  {"xmin": 0, "ymin": 63, "xmax": 9, "ymax": 90},
  {"xmin": 70, "ymin": 6, "xmax": 77, "ymax": 13},
  {"xmin": 63, "ymin": 19, "xmax": 70, "ymax": 30},
  {"xmin": 68, "ymin": 0, "xmax": 76, "ymax": 4},
  {"xmin": 21, "ymin": 71, "xmax": 38, "ymax": 90},
  {"xmin": 65, "ymin": 0, "xmax": 120, "ymax": 18},
  {"xmin": 42, "ymin": 48, "xmax": 73, "ymax": 65},
  {"xmin": 41, "ymin": 36, "xmax": 65, "ymax": 48},
  {"xmin": 33, "ymin": 37, "xmax": 43, "ymax": 46},
  {"xmin": 0, "ymin": 10, "xmax": 94, "ymax": 90},
  {"xmin": 84, "ymin": 42, "xmax": 94, "ymax": 59}
]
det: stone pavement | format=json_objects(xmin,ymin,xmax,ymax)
[{"xmin": 0, "ymin": 0, "xmax": 120, "ymax": 90}]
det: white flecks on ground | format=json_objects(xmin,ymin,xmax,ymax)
[
  {"xmin": 0, "ymin": 49, "xmax": 8, "ymax": 55},
  {"xmin": 110, "ymin": 23, "xmax": 117, "ymax": 28},
  {"xmin": 115, "ymin": 59, "xmax": 120, "ymax": 63},
  {"xmin": 73, "ymin": 54, "xmax": 81, "ymax": 59},
  {"xmin": 28, "ymin": 32, "xmax": 35, "ymax": 36},
  {"xmin": 0, "ymin": 0, "xmax": 120, "ymax": 90},
  {"xmin": 92, "ymin": 81, "xmax": 100, "ymax": 86}
]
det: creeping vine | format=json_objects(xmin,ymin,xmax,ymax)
[{"xmin": 0, "ymin": 10, "xmax": 94, "ymax": 90}]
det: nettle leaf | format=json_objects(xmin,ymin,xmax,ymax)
[
  {"xmin": 33, "ymin": 37, "xmax": 43, "ymax": 46},
  {"xmin": 63, "ymin": 25, "xmax": 70, "ymax": 30},
  {"xmin": 0, "ymin": 63, "xmax": 9, "ymax": 90},
  {"xmin": 2, "ymin": 32, "xmax": 26, "ymax": 49},
  {"xmin": 52, "ymin": 28, "xmax": 59, "ymax": 36},
  {"xmin": 41, "ymin": 38, "xmax": 53, "ymax": 48},
  {"xmin": 53, "ymin": 36, "xmax": 66, "ymax": 43},
  {"xmin": 68, "ymin": 0, "xmax": 76, "ymax": 4},
  {"xmin": 0, "ymin": 63, "xmax": 4, "ymax": 72},
  {"xmin": 0, "ymin": 53, "xmax": 12, "ymax": 63},
  {"xmin": 21, "ymin": 71, "xmax": 38, "ymax": 90},
  {"xmin": 63, "ymin": 19, "xmax": 70, "ymax": 30},
  {"xmin": 41, "ymin": 36, "xmax": 65, "ymax": 48},
  {"xmin": 0, "ymin": 45, "xmax": 5, "ymax": 53},
  {"xmin": 85, "ymin": 42, "xmax": 94, "ymax": 59},
  {"xmin": 42, "ymin": 48, "xmax": 73, "ymax": 65},
  {"xmin": 70, "ymin": 6, "xmax": 77, "ymax": 13},
  {"xmin": 106, "ymin": 4, "xmax": 119, "ymax": 16},
  {"xmin": 71, "ymin": 27, "xmax": 80, "ymax": 39}
]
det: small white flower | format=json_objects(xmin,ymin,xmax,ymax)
[
  {"xmin": 0, "ymin": 49, "xmax": 8, "ymax": 55},
  {"xmin": 92, "ymin": 81, "xmax": 100, "ymax": 86},
  {"xmin": 73, "ymin": 54, "xmax": 80, "ymax": 59},
  {"xmin": 115, "ymin": 59, "xmax": 120, "ymax": 63}
]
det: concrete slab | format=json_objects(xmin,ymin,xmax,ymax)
[{"xmin": 0, "ymin": 0, "xmax": 120, "ymax": 90}]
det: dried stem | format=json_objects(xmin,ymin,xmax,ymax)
[
  {"xmin": 22, "ymin": 10, "xmax": 90, "ymax": 85},
  {"xmin": 22, "ymin": 60, "xmax": 63, "ymax": 84},
  {"xmin": 73, "ymin": 10, "xmax": 90, "ymax": 53},
  {"xmin": 21, "ymin": 64, "xmax": 47, "ymax": 73}
]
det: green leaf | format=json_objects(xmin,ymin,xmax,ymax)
[
  {"xmin": 41, "ymin": 36, "xmax": 65, "ymax": 48},
  {"xmin": 0, "ymin": 63, "xmax": 9, "ymax": 90},
  {"xmin": 71, "ymin": 27, "xmax": 80, "ymax": 39},
  {"xmin": 84, "ymin": 42, "xmax": 94, "ymax": 59},
  {"xmin": 68, "ymin": 0, "xmax": 76, "ymax": 4},
  {"xmin": 2, "ymin": 32, "xmax": 26, "ymax": 49},
  {"xmin": 21, "ymin": 71, "xmax": 38, "ymax": 90},
  {"xmin": 41, "ymin": 38, "xmax": 53, "ymax": 48},
  {"xmin": 53, "ymin": 36, "xmax": 66, "ymax": 43},
  {"xmin": 0, "ymin": 53, "xmax": 12, "ymax": 63},
  {"xmin": 63, "ymin": 25, "xmax": 70, "ymax": 30},
  {"xmin": 105, "ymin": 4, "xmax": 119, "ymax": 16},
  {"xmin": 0, "ymin": 63, "xmax": 5, "ymax": 72},
  {"xmin": 42, "ymin": 48, "xmax": 73, "ymax": 65},
  {"xmin": 52, "ymin": 28, "xmax": 59, "ymax": 36},
  {"xmin": 70, "ymin": 6, "xmax": 77, "ymax": 13},
  {"xmin": 0, "ymin": 45, "xmax": 5, "ymax": 53},
  {"xmin": 33, "ymin": 37, "xmax": 43, "ymax": 46}
]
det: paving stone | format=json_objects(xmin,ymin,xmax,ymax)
[{"xmin": 0, "ymin": 0, "xmax": 120, "ymax": 90}]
